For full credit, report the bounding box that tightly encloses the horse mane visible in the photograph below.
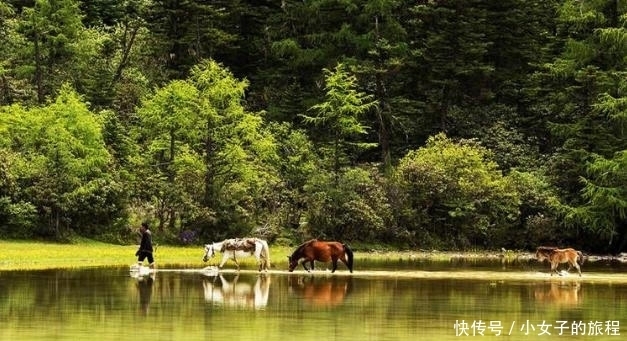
[290,239,317,258]
[536,246,558,253]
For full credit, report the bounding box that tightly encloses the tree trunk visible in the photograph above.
[0,75,12,105]
[34,30,44,104]
[167,129,176,230]
[373,15,391,168]
[111,22,139,86]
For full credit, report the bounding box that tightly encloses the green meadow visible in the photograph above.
[0,239,297,271]
[0,239,530,271]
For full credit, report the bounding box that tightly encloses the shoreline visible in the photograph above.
[2,239,627,271]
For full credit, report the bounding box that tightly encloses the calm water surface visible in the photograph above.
[1,260,627,341]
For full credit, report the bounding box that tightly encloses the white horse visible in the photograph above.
[203,238,271,271]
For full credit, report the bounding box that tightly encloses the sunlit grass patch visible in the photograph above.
[0,240,135,270]
[0,240,525,271]
[0,240,294,271]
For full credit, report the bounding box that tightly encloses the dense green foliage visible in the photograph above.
[1,0,627,253]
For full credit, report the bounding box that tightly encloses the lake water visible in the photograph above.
[1,259,627,341]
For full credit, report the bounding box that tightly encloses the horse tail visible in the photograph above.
[343,243,354,273]
[577,251,585,266]
[259,239,271,270]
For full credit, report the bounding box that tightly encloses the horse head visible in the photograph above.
[203,244,216,262]
[535,246,557,262]
[535,249,546,262]
[287,256,298,272]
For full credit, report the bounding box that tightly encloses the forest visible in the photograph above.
[0,0,626,254]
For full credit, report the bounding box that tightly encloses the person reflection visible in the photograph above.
[136,275,154,315]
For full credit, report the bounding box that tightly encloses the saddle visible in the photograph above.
[221,238,257,253]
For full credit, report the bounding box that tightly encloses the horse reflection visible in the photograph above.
[288,275,352,307]
[202,274,270,309]
[533,282,582,306]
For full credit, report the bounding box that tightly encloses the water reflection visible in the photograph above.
[135,275,154,315]
[202,273,270,309]
[288,275,352,307]
[2,262,627,341]
[533,281,582,307]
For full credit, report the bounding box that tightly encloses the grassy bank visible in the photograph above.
[0,239,535,271]
[0,239,297,271]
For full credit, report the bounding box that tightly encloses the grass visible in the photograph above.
[0,239,297,271]
[0,239,531,271]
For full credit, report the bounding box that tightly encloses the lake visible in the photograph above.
[1,258,626,341]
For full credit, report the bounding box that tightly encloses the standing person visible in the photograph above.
[136,222,155,269]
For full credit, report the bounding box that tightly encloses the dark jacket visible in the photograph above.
[139,229,153,253]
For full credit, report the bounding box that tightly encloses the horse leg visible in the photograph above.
[256,255,265,272]
[310,260,315,271]
[233,254,240,271]
[263,255,270,272]
[571,260,582,277]
[253,246,262,272]
[550,262,557,276]
[338,254,350,272]
[331,258,338,273]
[301,260,311,272]
[219,254,229,269]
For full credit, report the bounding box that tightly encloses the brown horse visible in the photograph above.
[288,239,354,273]
[535,246,584,277]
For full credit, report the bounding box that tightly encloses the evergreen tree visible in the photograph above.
[302,63,377,181]
[79,0,126,27]
[0,1,18,104]
[0,86,117,238]
[17,0,84,103]
[348,0,413,168]
[408,0,493,136]
[144,0,237,80]
[536,0,627,251]
[134,59,279,239]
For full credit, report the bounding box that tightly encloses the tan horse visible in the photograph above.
[535,246,584,277]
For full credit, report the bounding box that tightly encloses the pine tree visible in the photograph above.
[16,0,84,103]
[537,0,627,251]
